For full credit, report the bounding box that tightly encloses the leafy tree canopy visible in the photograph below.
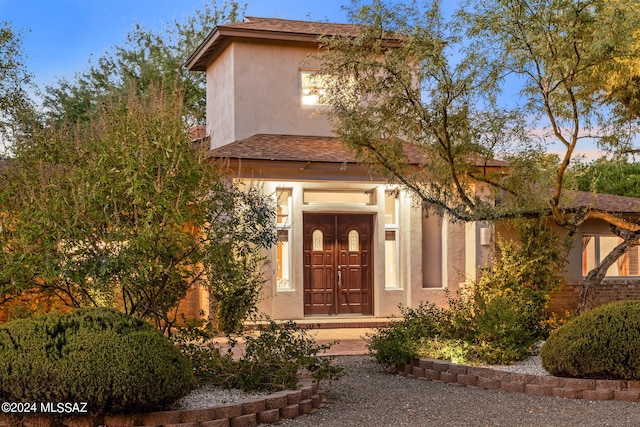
[320,0,640,222]
[0,21,35,156]
[0,83,276,333]
[318,0,640,311]
[572,157,640,198]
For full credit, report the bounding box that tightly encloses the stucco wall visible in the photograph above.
[207,45,236,148]
[207,40,334,148]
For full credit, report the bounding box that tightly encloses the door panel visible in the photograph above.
[303,214,373,315]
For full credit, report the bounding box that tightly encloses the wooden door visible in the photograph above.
[303,214,372,315]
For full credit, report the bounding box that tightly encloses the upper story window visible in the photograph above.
[300,70,327,106]
[582,234,640,277]
[300,70,355,107]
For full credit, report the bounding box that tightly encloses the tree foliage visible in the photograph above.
[318,0,640,312]
[572,157,640,198]
[0,83,276,334]
[0,21,34,156]
[42,1,244,126]
[592,0,640,123]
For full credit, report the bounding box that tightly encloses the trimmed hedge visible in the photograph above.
[0,308,196,414]
[541,301,640,380]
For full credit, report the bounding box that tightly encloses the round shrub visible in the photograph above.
[0,308,196,414]
[541,301,640,380]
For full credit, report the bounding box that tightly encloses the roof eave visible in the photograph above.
[185,27,325,71]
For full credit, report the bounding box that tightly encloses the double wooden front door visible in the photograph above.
[303,214,373,315]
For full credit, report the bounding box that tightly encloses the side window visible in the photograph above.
[276,189,292,290]
[385,190,400,289]
[582,234,640,277]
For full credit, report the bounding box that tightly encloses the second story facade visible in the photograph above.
[185,17,360,149]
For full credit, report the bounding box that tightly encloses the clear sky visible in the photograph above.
[1,0,348,90]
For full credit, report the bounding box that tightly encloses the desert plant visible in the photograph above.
[366,303,451,366]
[0,308,196,414]
[541,301,640,380]
[175,319,344,392]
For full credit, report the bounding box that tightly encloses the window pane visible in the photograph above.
[385,191,397,225]
[582,236,596,276]
[582,234,640,278]
[303,189,373,205]
[601,236,622,276]
[630,246,640,276]
[301,70,326,106]
[348,230,359,252]
[385,230,398,288]
[276,189,291,225]
[277,229,290,289]
[312,229,323,251]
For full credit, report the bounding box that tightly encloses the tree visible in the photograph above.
[0,83,276,334]
[593,0,640,125]
[317,0,640,313]
[572,157,640,198]
[0,21,35,157]
[43,0,244,126]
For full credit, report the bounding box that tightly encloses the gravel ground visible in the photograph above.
[272,355,640,427]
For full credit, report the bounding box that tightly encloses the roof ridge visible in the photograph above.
[242,16,351,25]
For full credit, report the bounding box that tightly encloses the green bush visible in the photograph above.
[541,301,640,380]
[367,219,567,366]
[175,319,344,392]
[366,303,449,366]
[0,308,196,414]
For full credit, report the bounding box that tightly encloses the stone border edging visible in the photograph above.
[0,379,324,427]
[397,358,640,402]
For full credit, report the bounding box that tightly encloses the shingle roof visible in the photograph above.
[209,134,360,163]
[219,16,361,38]
[208,133,509,167]
[185,17,364,71]
[210,134,640,214]
[565,191,640,214]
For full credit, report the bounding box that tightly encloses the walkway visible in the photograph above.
[210,326,373,358]
[310,327,372,356]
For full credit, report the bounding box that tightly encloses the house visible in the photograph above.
[185,16,640,322]
[546,191,640,312]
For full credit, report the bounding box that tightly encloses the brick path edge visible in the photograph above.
[396,358,640,402]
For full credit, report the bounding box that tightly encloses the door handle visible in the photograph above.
[337,265,342,291]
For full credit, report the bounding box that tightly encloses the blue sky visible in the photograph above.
[1,0,347,89]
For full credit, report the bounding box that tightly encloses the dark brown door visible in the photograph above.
[303,214,372,315]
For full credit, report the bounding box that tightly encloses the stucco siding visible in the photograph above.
[207,45,236,149]
[208,40,334,149]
